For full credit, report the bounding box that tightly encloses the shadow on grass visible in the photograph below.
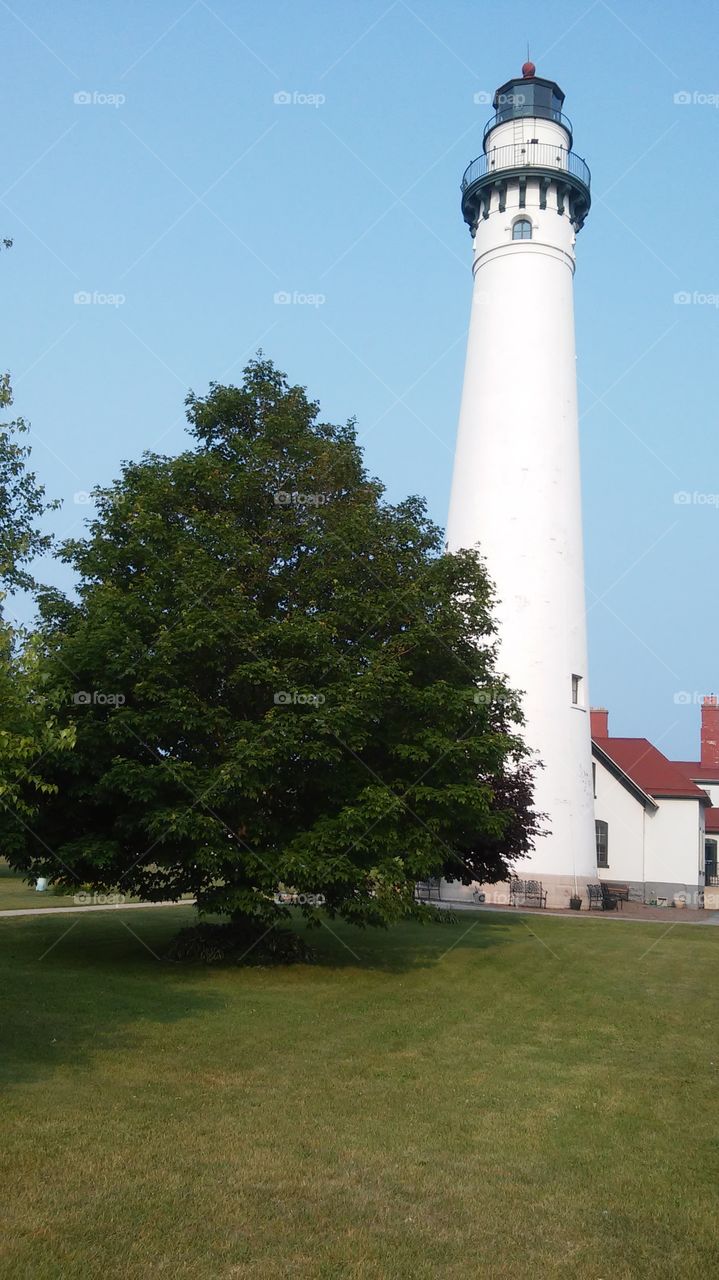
[0,906,220,1089]
[0,906,526,1087]
[279,906,526,972]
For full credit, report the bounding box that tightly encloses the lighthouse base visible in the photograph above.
[439,873,598,912]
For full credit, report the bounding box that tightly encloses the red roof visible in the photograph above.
[706,807,719,833]
[593,737,709,800]
[673,760,719,782]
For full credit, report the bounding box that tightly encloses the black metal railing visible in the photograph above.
[461,143,591,194]
[706,873,719,886]
[483,105,574,144]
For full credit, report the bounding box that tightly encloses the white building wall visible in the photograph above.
[644,800,704,890]
[593,762,647,884]
[593,755,705,901]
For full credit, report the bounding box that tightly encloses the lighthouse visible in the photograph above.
[446,63,595,906]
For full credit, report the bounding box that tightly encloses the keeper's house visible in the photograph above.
[439,698,719,908]
[590,706,710,907]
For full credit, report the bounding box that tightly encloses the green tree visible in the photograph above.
[0,375,72,847]
[4,358,539,941]
[0,373,57,595]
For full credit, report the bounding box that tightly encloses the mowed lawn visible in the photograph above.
[2,906,718,1279]
[0,860,83,911]
[0,861,193,912]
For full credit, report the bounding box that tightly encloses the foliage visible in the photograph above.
[3,358,540,926]
[0,377,72,849]
[0,374,58,598]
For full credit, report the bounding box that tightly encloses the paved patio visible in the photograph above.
[438,899,719,924]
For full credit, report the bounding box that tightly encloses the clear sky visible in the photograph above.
[2,0,718,759]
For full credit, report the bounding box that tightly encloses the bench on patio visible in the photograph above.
[508,877,547,909]
[603,881,630,906]
[587,882,624,911]
[415,878,442,902]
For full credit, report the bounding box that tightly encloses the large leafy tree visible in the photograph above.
[4,359,540,936]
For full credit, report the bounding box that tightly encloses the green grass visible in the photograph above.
[2,906,718,1279]
[0,860,192,912]
[0,859,80,910]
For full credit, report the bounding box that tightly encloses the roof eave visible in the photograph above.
[591,740,659,811]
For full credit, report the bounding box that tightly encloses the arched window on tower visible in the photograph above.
[512,218,532,240]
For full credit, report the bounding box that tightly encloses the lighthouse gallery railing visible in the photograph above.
[461,144,591,193]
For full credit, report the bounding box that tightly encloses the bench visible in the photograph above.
[604,882,630,906]
[415,878,442,902]
[508,877,547,909]
[587,882,624,911]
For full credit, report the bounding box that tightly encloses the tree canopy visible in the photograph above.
[0,376,72,844]
[2,358,539,937]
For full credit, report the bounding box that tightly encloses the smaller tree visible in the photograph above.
[0,374,58,597]
[0,377,72,849]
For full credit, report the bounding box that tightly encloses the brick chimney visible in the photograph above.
[590,707,609,739]
[701,696,719,769]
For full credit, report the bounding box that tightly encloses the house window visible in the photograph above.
[572,674,583,706]
[512,218,532,240]
[595,820,609,868]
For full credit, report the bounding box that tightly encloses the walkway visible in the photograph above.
[437,900,719,925]
[0,899,196,919]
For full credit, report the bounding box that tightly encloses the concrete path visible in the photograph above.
[436,900,719,926]
[0,899,196,919]
[3,897,719,925]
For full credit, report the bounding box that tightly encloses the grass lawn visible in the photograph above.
[2,906,718,1279]
[0,859,83,911]
[0,860,193,912]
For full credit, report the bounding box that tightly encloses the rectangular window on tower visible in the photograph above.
[572,674,583,706]
[596,820,609,868]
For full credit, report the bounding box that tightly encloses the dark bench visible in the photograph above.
[587,882,624,911]
[415,878,442,902]
[508,877,547,909]
[604,882,630,906]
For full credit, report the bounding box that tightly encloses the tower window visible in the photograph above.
[512,218,532,240]
[572,674,583,706]
[595,820,609,868]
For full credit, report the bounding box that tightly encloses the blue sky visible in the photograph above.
[1,0,718,759]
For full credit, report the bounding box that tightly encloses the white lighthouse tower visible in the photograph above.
[446,62,596,906]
